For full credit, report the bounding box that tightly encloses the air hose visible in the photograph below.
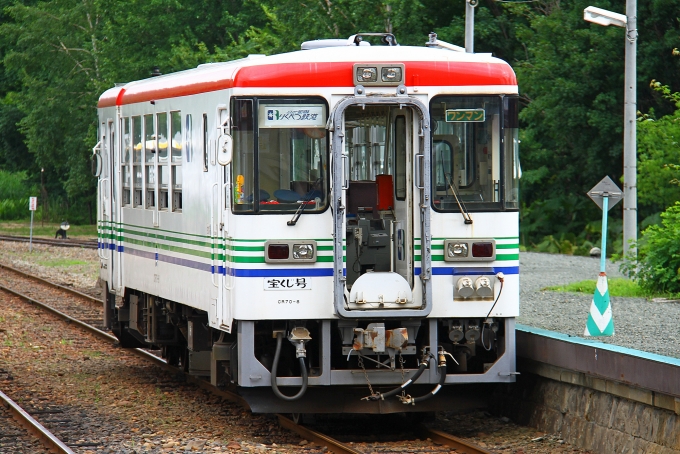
[271,332,309,401]
[364,357,430,401]
[399,349,448,405]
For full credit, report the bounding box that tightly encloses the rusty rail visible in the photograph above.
[0,263,100,304]
[277,414,363,454]
[0,389,75,454]
[417,424,493,454]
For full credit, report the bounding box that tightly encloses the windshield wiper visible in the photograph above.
[443,172,473,225]
[287,178,322,226]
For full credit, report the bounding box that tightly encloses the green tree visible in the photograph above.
[637,78,680,217]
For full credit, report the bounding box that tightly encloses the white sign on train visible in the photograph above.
[258,104,326,128]
[263,277,312,290]
[29,196,37,211]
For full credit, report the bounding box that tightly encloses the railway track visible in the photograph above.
[0,388,72,453]
[0,262,494,454]
[0,234,97,249]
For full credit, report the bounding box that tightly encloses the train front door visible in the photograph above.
[331,96,432,318]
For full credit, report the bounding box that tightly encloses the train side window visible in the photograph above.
[394,115,406,200]
[202,113,208,172]
[132,116,142,207]
[171,111,182,211]
[157,112,169,210]
[144,114,155,208]
[122,117,131,206]
[231,99,254,212]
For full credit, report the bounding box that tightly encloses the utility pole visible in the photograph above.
[465,0,478,53]
[623,0,637,259]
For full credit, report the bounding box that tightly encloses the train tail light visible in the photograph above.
[472,242,494,258]
[267,244,290,260]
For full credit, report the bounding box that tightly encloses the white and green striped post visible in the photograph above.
[585,195,615,336]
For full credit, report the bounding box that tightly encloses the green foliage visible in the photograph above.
[543,277,665,299]
[0,169,35,219]
[0,0,677,235]
[637,79,680,215]
[631,202,680,295]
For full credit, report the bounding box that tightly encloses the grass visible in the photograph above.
[36,258,89,267]
[0,221,97,239]
[543,277,678,299]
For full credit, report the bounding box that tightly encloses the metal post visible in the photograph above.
[29,210,34,253]
[600,196,609,273]
[465,0,477,53]
[623,0,637,258]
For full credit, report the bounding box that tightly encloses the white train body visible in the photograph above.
[96,34,520,413]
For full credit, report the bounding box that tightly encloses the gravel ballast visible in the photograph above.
[519,251,680,359]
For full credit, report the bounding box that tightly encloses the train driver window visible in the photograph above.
[231,98,328,214]
[430,96,502,212]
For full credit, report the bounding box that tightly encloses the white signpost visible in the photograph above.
[29,196,37,252]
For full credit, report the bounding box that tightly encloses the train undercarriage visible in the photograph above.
[104,285,515,413]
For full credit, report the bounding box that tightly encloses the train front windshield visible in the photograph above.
[231,98,329,213]
[430,96,519,211]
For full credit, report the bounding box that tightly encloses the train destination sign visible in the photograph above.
[259,104,326,128]
[445,108,485,123]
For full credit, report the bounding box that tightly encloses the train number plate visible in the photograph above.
[263,277,312,290]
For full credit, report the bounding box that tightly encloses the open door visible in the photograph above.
[331,95,432,319]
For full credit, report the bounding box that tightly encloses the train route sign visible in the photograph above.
[587,176,622,211]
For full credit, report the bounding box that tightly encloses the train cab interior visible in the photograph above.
[343,105,413,292]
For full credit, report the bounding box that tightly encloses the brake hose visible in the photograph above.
[363,357,430,401]
[399,363,447,405]
[270,332,309,401]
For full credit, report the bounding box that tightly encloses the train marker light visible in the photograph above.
[472,242,494,258]
[267,244,290,260]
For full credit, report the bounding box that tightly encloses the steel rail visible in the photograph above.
[1,273,488,454]
[277,414,363,454]
[0,263,100,304]
[0,389,75,454]
[0,234,97,249]
[417,424,493,454]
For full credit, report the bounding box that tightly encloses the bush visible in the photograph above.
[633,202,680,295]
[0,170,37,220]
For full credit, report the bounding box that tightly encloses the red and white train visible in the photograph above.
[95,32,520,413]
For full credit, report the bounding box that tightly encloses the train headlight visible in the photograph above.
[447,242,468,258]
[293,244,314,260]
[381,67,402,82]
[356,67,378,83]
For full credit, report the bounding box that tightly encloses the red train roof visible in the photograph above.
[98,47,517,108]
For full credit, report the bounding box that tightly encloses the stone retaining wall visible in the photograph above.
[493,373,680,453]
